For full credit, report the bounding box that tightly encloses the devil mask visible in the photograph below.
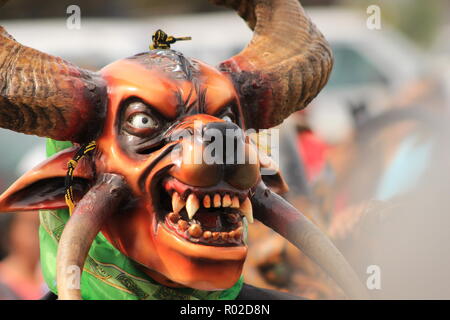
[0,0,368,299]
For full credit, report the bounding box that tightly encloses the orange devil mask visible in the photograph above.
[0,0,368,299]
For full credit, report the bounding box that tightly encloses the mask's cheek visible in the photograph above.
[94,142,145,195]
[101,200,161,268]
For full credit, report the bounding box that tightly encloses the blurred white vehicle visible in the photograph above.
[305,9,425,144]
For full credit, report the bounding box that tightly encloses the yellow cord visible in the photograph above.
[64,141,96,215]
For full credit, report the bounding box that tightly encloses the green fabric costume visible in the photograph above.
[39,139,243,300]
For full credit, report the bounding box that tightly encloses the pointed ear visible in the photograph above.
[0,147,94,213]
[262,172,289,195]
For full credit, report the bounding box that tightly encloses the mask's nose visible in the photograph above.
[203,121,244,164]
[169,120,260,189]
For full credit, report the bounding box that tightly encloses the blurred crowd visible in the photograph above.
[2,0,450,299]
[242,5,450,296]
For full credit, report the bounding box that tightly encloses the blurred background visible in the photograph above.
[1,0,450,299]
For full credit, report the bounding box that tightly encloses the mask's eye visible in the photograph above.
[128,113,158,130]
[123,100,161,136]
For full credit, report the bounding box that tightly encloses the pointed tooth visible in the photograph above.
[240,197,253,223]
[213,193,221,208]
[186,194,200,220]
[172,192,185,214]
[203,195,211,208]
[221,232,229,241]
[212,232,220,240]
[222,194,231,207]
[231,196,240,208]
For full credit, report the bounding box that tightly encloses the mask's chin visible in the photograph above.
[146,175,250,290]
[150,225,247,290]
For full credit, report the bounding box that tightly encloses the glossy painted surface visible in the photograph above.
[0,53,260,290]
[0,147,93,212]
[92,56,257,290]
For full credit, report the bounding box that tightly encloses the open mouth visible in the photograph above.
[156,177,253,247]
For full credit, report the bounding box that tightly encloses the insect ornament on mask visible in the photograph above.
[0,0,368,299]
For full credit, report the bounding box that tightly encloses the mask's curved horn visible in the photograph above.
[56,174,128,300]
[213,0,333,129]
[252,181,369,299]
[0,26,106,142]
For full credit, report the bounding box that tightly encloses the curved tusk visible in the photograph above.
[251,181,369,299]
[56,173,128,300]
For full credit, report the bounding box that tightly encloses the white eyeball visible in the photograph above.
[128,113,157,129]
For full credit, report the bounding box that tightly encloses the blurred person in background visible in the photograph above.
[325,105,450,299]
[0,144,46,300]
[0,212,44,299]
[292,80,450,298]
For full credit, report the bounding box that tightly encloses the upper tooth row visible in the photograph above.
[171,192,253,223]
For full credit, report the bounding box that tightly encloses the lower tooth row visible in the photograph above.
[197,227,243,241]
[168,212,243,241]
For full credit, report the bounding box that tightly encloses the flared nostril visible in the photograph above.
[169,120,259,189]
[224,143,260,190]
[202,121,246,165]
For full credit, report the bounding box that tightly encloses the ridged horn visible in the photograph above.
[0,26,106,142]
[213,0,333,129]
